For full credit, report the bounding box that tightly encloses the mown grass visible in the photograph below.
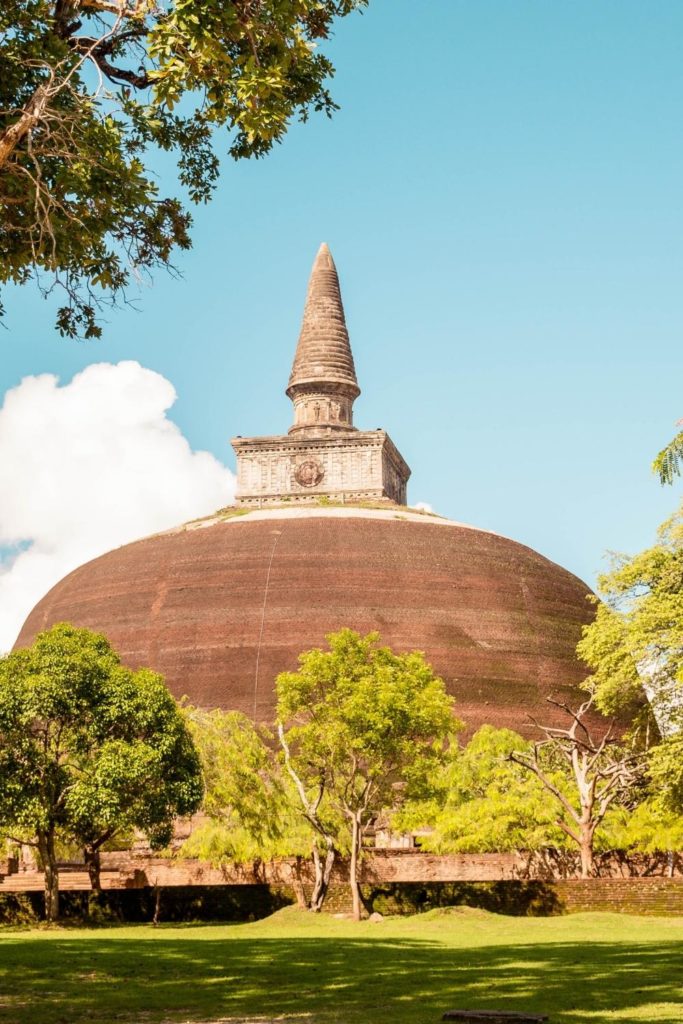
[1,906,682,1024]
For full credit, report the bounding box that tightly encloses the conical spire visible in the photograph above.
[287,243,360,396]
[286,244,360,435]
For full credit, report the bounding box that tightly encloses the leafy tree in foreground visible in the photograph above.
[607,798,683,873]
[509,697,644,878]
[0,623,203,920]
[648,734,683,818]
[0,0,367,337]
[67,667,203,891]
[395,725,568,855]
[181,707,313,906]
[577,503,682,734]
[576,504,683,869]
[183,708,289,862]
[276,629,456,920]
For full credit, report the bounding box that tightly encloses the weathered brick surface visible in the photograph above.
[282,878,683,917]
[15,509,601,736]
[553,878,683,915]
[4,848,683,919]
[7,877,682,918]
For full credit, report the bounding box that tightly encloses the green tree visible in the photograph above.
[0,0,367,337]
[0,622,203,920]
[183,708,310,860]
[607,797,683,873]
[184,708,287,862]
[576,504,683,869]
[182,708,314,906]
[276,629,456,920]
[67,667,203,891]
[648,734,683,817]
[577,503,683,733]
[395,725,568,855]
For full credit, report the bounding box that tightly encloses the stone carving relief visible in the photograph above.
[294,460,325,487]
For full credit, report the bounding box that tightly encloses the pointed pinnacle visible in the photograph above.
[287,243,360,397]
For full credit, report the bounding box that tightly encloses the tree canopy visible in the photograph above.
[576,504,683,859]
[0,1,367,337]
[182,707,311,867]
[395,725,567,855]
[607,797,683,862]
[577,503,683,733]
[0,622,203,920]
[396,720,651,878]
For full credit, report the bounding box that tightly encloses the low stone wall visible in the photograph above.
[331,882,563,917]
[313,879,682,917]
[98,848,682,884]
[553,878,683,915]
[3,850,682,920]
[4,848,680,892]
[0,886,294,925]
[4,879,683,924]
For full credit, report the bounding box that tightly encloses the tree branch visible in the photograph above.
[0,83,52,170]
[509,750,580,825]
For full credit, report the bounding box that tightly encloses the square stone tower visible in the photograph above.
[232,244,410,507]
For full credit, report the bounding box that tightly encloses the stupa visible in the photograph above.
[15,245,598,736]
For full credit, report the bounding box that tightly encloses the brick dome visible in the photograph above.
[14,507,597,737]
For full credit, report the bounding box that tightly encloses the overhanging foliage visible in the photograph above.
[0,0,367,336]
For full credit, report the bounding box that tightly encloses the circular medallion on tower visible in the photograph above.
[295,460,325,487]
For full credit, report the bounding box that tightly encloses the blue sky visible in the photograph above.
[1,0,682,590]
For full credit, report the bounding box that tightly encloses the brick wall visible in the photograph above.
[320,879,683,917]
[4,848,683,920]
[4,879,683,924]
[553,878,683,915]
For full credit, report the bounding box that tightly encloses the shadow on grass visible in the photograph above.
[0,928,681,1024]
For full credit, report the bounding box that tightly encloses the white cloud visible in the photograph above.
[412,501,434,514]
[0,361,235,652]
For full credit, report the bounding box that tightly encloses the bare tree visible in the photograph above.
[509,696,643,878]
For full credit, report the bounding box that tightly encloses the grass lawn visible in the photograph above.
[1,906,682,1024]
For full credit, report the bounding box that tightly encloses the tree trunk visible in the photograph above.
[44,859,60,923]
[0,85,50,169]
[38,831,60,923]
[349,813,363,922]
[152,885,162,926]
[309,840,335,912]
[310,846,323,908]
[291,856,307,909]
[576,771,596,879]
[579,822,595,879]
[84,847,101,891]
